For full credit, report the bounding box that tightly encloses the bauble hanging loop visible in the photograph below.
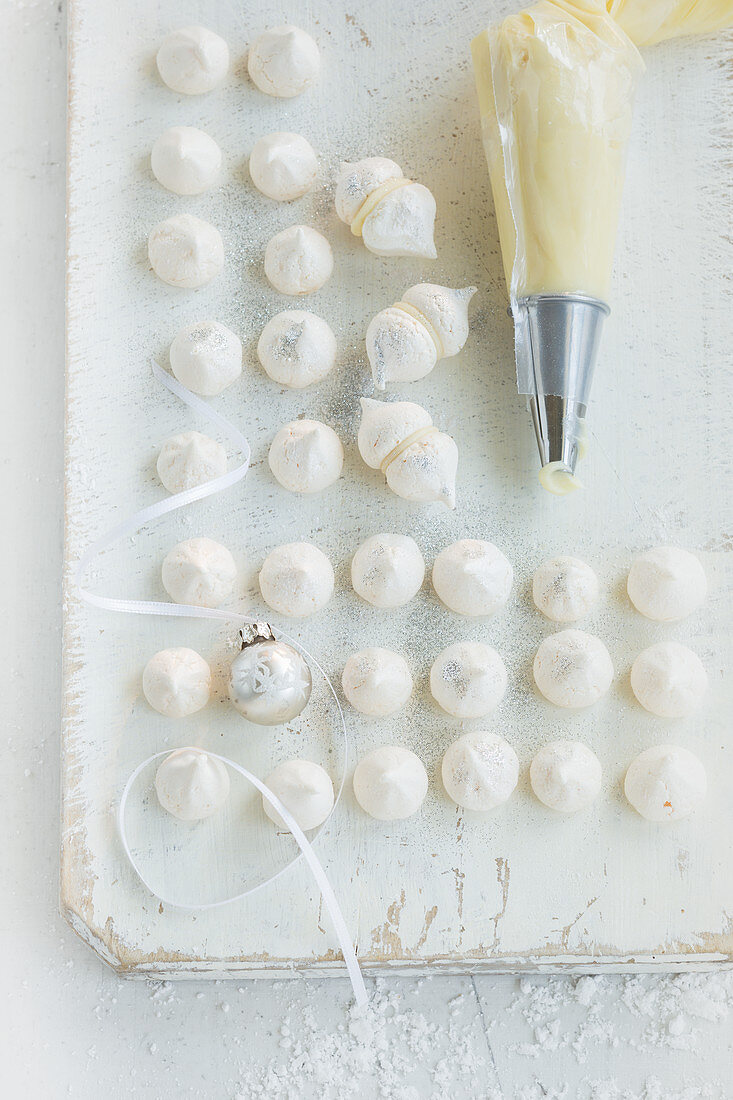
[228,623,312,725]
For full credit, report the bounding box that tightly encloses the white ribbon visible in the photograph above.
[75,361,367,1007]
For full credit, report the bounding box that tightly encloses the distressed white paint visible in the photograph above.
[63,0,733,976]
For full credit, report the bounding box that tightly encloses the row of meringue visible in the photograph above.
[154,740,707,826]
[142,632,707,723]
[156,25,320,99]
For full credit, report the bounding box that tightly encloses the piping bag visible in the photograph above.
[608,0,733,45]
[471,1,644,494]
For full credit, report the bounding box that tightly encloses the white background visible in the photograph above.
[3,2,733,1097]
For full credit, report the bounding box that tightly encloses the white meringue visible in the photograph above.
[532,555,599,623]
[257,310,336,388]
[264,225,333,295]
[341,648,413,717]
[366,284,477,389]
[432,540,513,617]
[156,26,229,95]
[262,759,334,831]
[151,126,222,195]
[627,546,707,622]
[161,537,237,608]
[351,533,425,609]
[335,157,437,259]
[248,26,320,99]
[442,730,519,812]
[533,629,614,709]
[156,430,227,493]
[430,641,507,719]
[624,745,707,822]
[142,647,211,717]
[148,214,224,288]
[357,398,458,508]
[353,746,428,821]
[155,748,230,822]
[268,419,343,493]
[630,642,708,718]
[169,320,242,396]
[529,740,602,813]
[259,542,334,618]
[249,132,318,201]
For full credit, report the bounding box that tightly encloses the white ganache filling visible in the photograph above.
[357,397,457,508]
[335,157,437,259]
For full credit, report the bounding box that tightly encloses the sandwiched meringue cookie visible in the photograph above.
[155,748,230,822]
[627,546,707,622]
[262,759,334,831]
[335,157,437,259]
[264,225,333,295]
[151,126,222,195]
[432,540,513,617]
[357,398,458,508]
[148,214,224,288]
[169,320,242,396]
[257,311,336,388]
[353,746,428,821]
[624,745,707,822]
[161,537,237,608]
[630,642,708,718]
[249,132,318,201]
[156,430,227,493]
[442,730,519,812]
[366,284,477,389]
[156,26,229,95]
[259,542,334,618]
[351,533,425,609]
[248,26,320,99]
[341,648,413,716]
[533,629,614,709]
[268,419,343,493]
[529,740,602,813]
[142,647,211,717]
[532,555,599,623]
[430,641,507,719]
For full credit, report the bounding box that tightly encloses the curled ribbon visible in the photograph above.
[75,361,367,1008]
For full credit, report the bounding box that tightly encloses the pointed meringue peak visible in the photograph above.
[334,156,403,225]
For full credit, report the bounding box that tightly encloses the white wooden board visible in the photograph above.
[63,0,733,977]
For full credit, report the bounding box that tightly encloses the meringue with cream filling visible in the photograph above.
[357,397,457,508]
[366,284,477,389]
[335,157,437,259]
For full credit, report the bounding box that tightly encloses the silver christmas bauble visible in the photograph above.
[228,623,312,726]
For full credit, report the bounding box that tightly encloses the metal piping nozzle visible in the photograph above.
[513,294,609,495]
